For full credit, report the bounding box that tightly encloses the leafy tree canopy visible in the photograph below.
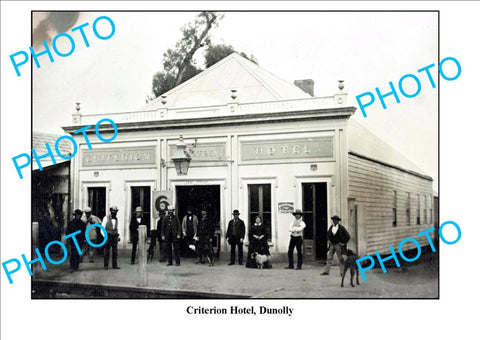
[147,12,257,102]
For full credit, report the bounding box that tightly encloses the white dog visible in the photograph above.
[251,252,271,269]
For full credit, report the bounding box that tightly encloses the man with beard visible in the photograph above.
[181,207,198,258]
[195,209,215,266]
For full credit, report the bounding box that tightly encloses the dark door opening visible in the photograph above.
[175,185,221,229]
[302,182,328,261]
[131,186,151,236]
[87,187,106,254]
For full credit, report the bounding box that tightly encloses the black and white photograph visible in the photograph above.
[28,10,439,299]
[1,1,478,339]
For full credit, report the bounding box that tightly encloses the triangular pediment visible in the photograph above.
[143,53,311,110]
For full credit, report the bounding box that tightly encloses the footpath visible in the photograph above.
[32,250,439,299]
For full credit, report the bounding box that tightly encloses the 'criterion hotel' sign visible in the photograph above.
[241,138,333,161]
[82,147,156,166]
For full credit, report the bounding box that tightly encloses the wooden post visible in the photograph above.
[32,222,40,275]
[137,225,148,287]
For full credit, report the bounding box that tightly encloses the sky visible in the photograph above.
[31,11,438,189]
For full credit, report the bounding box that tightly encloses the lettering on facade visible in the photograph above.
[169,144,226,161]
[82,147,156,166]
[241,138,333,161]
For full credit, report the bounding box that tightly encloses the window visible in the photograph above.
[406,192,411,226]
[430,195,433,224]
[248,184,272,241]
[393,190,397,227]
[416,194,420,225]
[423,195,427,226]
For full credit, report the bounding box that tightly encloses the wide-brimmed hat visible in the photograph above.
[73,209,83,215]
[232,209,240,215]
[292,209,303,216]
[331,215,342,221]
[84,207,92,213]
[135,206,143,213]
[110,205,119,211]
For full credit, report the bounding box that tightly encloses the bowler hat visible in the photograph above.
[292,209,303,216]
[135,206,143,213]
[73,209,83,215]
[110,205,119,211]
[84,207,92,213]
[331,215,342,221]
[232,209,240,215]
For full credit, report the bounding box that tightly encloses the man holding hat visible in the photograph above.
[286,209,306,270]
[226,210,246,265]
[321,215,350,276]
[81,207,102,263]
[66,209,86,272]
[161,207,182,266]
[129,206,147,265]
[102,205,121,269]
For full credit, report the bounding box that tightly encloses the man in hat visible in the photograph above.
[66,209,86,272]
[102,205,121,269]
[195,209,215,266]
[321,215,350,276]
[161,207,182,266]
[81,207,102,263]
[285,209,306,270]
[130,206,147,265]
[181,207,198,258]
[226,210,246,265]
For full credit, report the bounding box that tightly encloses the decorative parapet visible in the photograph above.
[72,94,350,125]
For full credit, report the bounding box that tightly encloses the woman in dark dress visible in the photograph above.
[246,216,271,268]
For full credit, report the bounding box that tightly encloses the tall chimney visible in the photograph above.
[294,79,314,97]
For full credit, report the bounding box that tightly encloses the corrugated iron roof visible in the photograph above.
[348,119,432,179]
[32,131,73,170]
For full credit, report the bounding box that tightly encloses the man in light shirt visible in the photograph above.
[102,205,121,270]
[322,215,350,276]
[285,209,306,270]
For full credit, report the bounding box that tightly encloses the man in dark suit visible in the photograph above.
[161,207,182,266]
[226,209,246,265]
[130,206,147,265]
[195,209,215,266]
[322,215,350,276]
[66,209,86,272]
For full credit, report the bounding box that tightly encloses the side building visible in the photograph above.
[61,53,434,260]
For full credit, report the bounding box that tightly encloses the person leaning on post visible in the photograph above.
[66,209,86,272]
[321,215,350,276]
[285,209,306,270]
[102,205,121,270]
[81,207,102,263]
[130,206,147,265]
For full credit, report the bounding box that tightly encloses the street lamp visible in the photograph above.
[171,135,192,175]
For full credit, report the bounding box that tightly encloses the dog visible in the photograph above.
[341,249,360,288]
[147,248,154,262]
[251,252,270,269]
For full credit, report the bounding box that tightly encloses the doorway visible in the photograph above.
[87,187,106,254]
[131,186,151,236]
[175,185,221,228]
[302,182,328,261]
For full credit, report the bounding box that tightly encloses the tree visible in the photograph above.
[149,12,223,99]
[147,12,258,101]
[205,44,257,68]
